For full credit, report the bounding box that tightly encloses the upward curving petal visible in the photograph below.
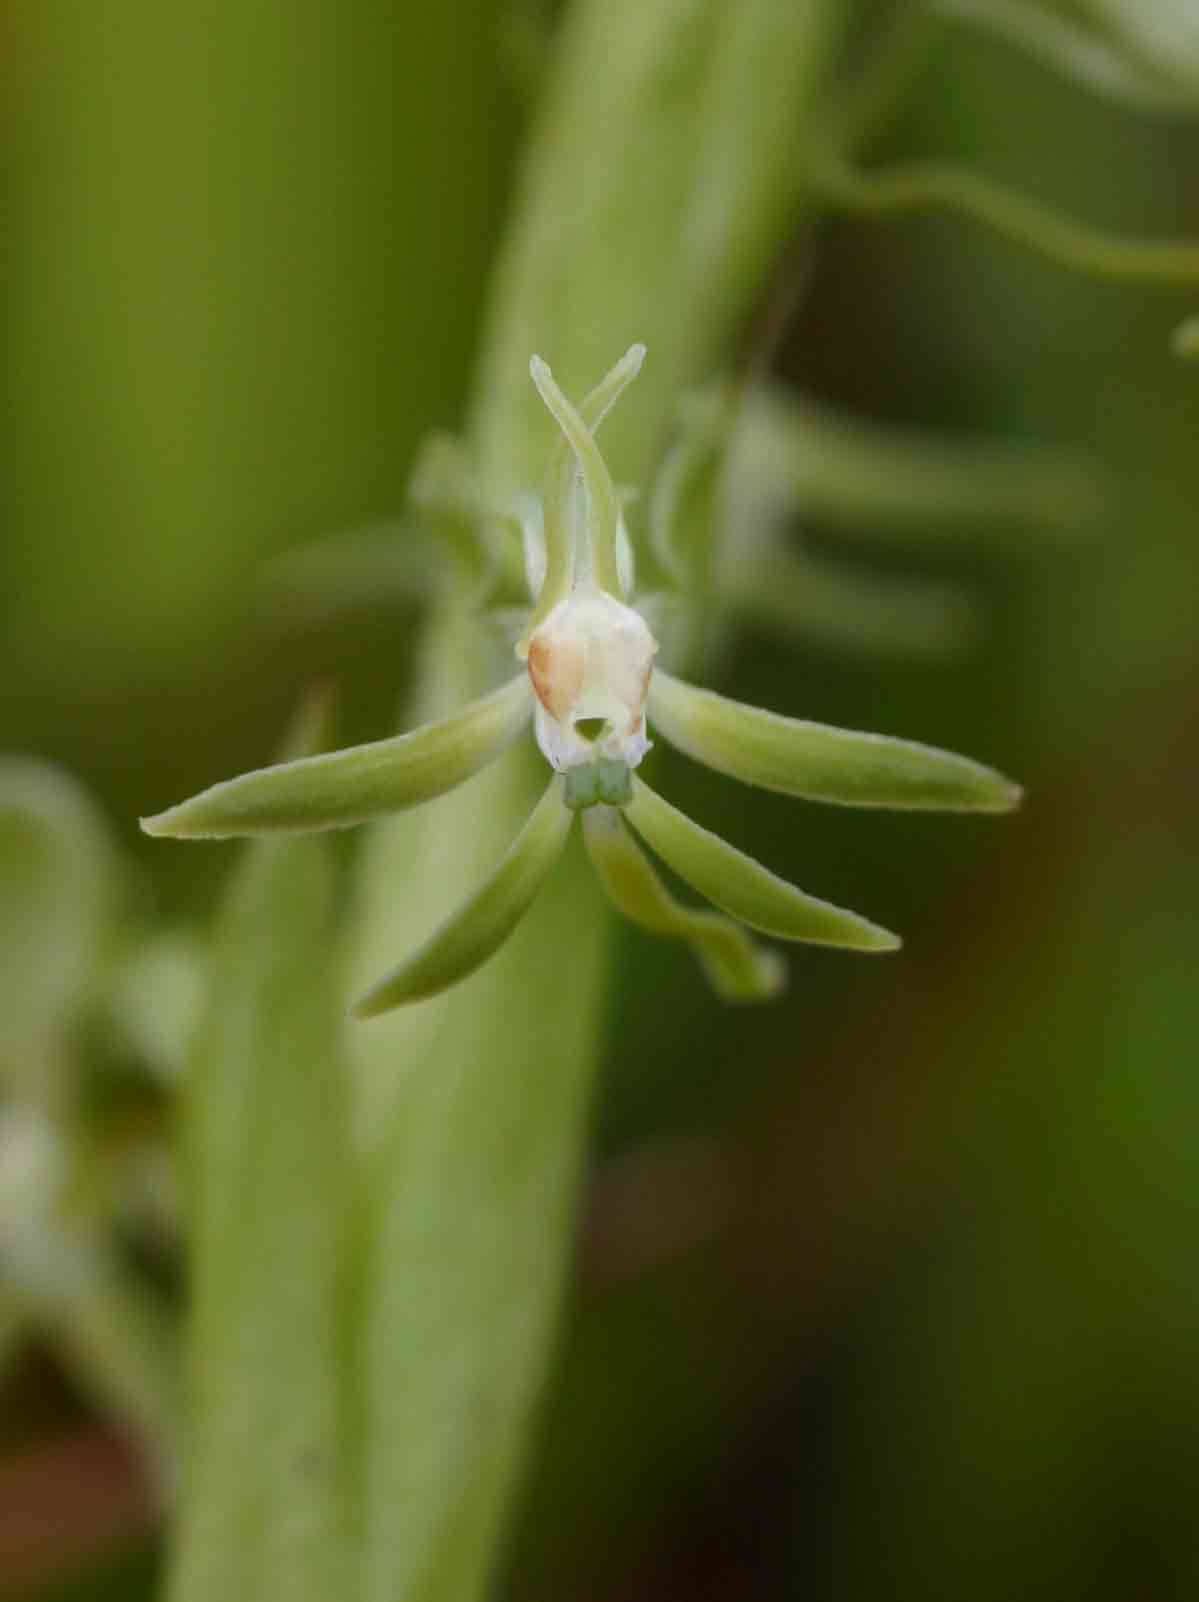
[528,352,639,603]
[624,779,899,952]
[520,344,646,650]
[649,671,1021,812]
[353,776,574,1015]
[141,675,532,839]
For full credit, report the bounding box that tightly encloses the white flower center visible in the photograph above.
[526,586,657,772]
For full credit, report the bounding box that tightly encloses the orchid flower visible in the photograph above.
[142,347,1020,1013]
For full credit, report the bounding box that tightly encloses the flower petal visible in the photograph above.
[649,671,1022,812]
[141,675,532,839]
[520,344,646,648]
[582,805,784,1001]
[624,779,899,952]
[353,776,574,1015]
[529,352,637,602]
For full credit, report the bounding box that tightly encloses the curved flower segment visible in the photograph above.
[142,347,1021,1012]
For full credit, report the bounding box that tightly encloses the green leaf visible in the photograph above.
[0,1106,181,1486]
[49,1246,182,1494]
[931,0,1198,114]
[1083,0,1199,99]
[649,670,1022,812]
[582,805,784,1000]
[807,146,1199,284]
[106,932,207,1085]
[348,735,611,1602]
[354,776,573,1015]
[358,2,855,1595]
[736,387,1102,544]
[624,778,900,951]
[648,388,730,600]
[725,543,977,658]
[265,520,440,621]
[0,759,122,1087]
[167,735,349,1601]
[141,673,531,838]
[1173,314,1199,358]
[470,0,850,498]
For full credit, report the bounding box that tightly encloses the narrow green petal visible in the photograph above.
[529,351,638,601]
[582,805,784,1001]
[520,345,647,648]
[624,779,899,952]
[354,776,574,1015]
[141,675,531,839]
[649,671,1021,812]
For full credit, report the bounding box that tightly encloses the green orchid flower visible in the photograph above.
[142,347,1020,1013]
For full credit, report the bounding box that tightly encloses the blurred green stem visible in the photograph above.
[349,3,853,1600]
[808,146,1199,282]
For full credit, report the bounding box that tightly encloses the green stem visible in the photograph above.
[808,147,1199,283]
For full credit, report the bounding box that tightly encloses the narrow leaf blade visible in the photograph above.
[354,776,573,1015]
[649,671,1022,812]
[725,545,977,658]
[582,805,784,1000]
[0,759,122,1085]
[932,0,1198,115]
[624,778,899,951]
[142,674,531,838]
[167,712,350,1602]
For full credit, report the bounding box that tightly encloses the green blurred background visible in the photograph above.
[3,2,1198,1598]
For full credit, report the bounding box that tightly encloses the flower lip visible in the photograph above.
[526,585,657,773]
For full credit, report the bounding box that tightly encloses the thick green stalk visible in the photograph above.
[168,824,350,1602]
[351,4,850,1600]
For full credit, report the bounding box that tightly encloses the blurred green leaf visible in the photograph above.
[736,387,1103,543]
[1,1105,181,1483]
[582,804,784,1000]
[725,543,978,658]
[105,932,207,1086]
[1172,314,1199,357]
[809,145,1199,282]
[625,777,900,950]
[649,670,1022,810]
[166,726,349,1602]
[141,675,531,839]
[0,760,122,1089]
[1082,0,1199,97]
[346,2,858,1592]
[471,0,852,494]
[931,0,1199,113]
[349,741,611,1602]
